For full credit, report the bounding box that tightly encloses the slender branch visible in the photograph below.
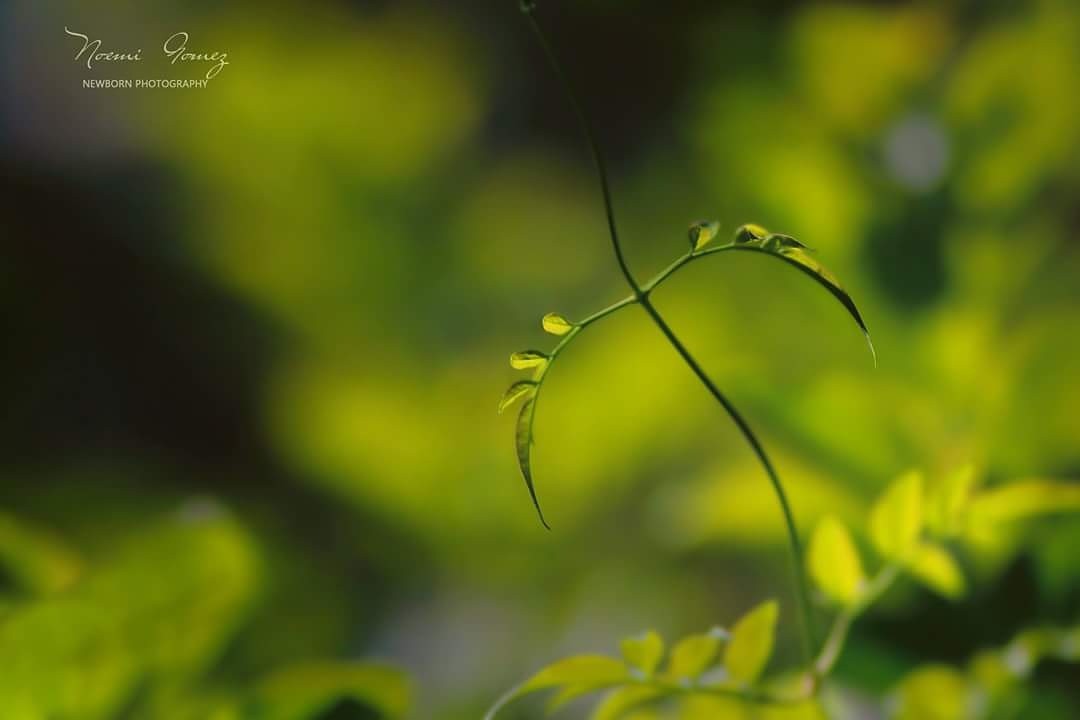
[579,294,638,327]
[521,8,641,294]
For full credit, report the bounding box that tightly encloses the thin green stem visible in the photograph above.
[813,564,901,679]
[579,294,638,327]
[521,8,641,294]
[637,295,817,663]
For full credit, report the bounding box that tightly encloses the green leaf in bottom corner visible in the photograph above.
[667,631,722,681]
[724,600,779,685]
[808,516,865,607]
[870,471,923,561]
[906,544,965,599]
[620,630,664,677]
[485,656,629,720]
[252,662,410,720]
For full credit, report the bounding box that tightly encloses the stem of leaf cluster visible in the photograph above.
[521,4,817,665]
[813,564,901,679]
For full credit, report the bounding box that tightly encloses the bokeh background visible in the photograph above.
[2,0,1079,717]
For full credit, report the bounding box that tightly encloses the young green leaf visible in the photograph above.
[498,381,537,414]
[509,350,549,370]
[515,396,549,529]
[484,655,628,720]
[733,223,768,244]
[891,665,972,720]
[870,471,924,561]
[541,312,574,336]
[926,465,978,538]
[667,631,722,682]
[966,480,1080,525]
[590,686,667,720]
[620,630,664,677]
[906,543,965,599]
[688,220,721,251]
[723,600,779,686]
[808,516,865,607]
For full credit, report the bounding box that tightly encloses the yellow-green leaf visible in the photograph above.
[870,471,924,561]
[620,630,664,677]
[498,381,536,414]
[485,656,628,720]
[723,600,779,685]
[541,312,574,336]
[688,220,721,251]
[808,516,865,606]
[590,686,667,720]
[891,665,971,720]
[733,223,768,244]
[515,395,548,529]
[667,631,722,681]
[509,350,548,370]
[926,465,978,538]
[967,480,1080,525]
[906,544,965,599]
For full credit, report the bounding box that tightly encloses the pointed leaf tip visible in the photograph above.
[621,631,664,677]
[808,516,865,606]
[541,312,574,336]
[667,631,721,681]
[870,470,924,561]
[509,350,549,370]
[724,599,779,685]
[688,220,721,251]
[514,396,549,529]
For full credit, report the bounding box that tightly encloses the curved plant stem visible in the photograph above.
[637,295,817,662]
[520,4,818,664]
[522,9,641,294]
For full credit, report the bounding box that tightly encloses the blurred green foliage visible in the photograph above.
[2,0,1079,717]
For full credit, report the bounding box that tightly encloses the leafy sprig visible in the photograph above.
[487,467,1080,718]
